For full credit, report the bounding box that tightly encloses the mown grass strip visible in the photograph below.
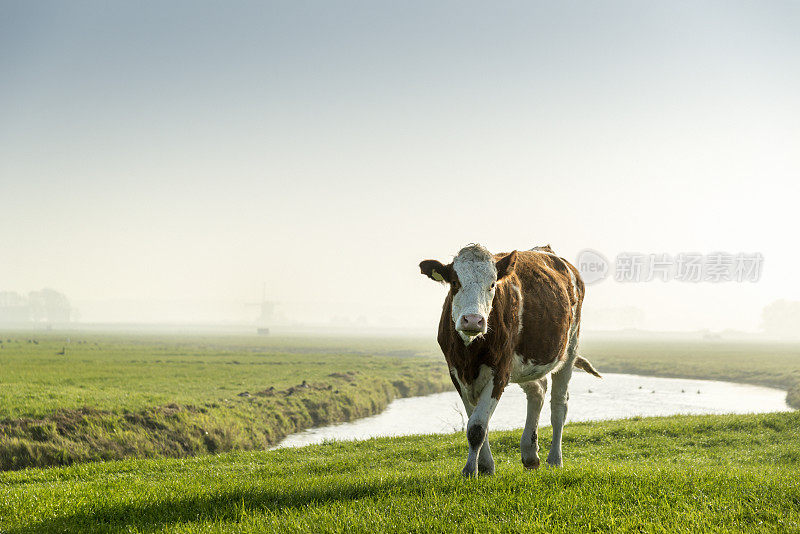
[1,411,798,533]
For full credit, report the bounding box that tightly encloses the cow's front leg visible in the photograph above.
[461,379,501,477]
[477,435,495,475]
[458,399,495,475]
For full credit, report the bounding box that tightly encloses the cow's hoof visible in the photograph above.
[522,456,540,470]
[478,462,495,476]
[545,456,563,468]
[461,462,478,478]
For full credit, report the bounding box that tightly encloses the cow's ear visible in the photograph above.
[496,250,518,280]
[419,260,454,283]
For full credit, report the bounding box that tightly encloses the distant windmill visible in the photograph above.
[246,283,275,335]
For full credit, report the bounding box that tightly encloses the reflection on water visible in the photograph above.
[275,373,791,449]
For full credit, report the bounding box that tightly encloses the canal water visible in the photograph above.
[275,373,791,449]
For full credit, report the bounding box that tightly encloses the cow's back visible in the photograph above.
[504,249,584,368]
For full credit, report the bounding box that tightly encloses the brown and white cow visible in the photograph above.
[420,244,601,476]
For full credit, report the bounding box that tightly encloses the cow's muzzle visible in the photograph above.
[458,314,486,335]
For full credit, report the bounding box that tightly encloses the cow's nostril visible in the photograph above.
[460,314,485,332]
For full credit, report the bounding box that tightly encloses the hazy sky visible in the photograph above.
[2,2,798,330]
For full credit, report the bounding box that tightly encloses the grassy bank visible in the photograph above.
[789,385,800,408]
[1,411,798,533]
[582,338,800,409]
[0,333,449,470]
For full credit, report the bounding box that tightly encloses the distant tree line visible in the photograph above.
[0,289,71,324]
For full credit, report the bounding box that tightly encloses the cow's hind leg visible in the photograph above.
[547,308,581,467]
[520,377,547,469]
[547,364,572,467]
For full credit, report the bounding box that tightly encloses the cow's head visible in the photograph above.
[420,244,518,345]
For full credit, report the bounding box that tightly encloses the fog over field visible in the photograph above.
[1,2,798,333]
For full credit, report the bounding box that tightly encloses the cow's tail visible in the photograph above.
[574,356,602,378]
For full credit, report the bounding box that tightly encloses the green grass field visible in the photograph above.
[0,333,444,418]
[1,411,798,533]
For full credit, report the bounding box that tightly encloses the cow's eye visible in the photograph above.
[490,283,496,290]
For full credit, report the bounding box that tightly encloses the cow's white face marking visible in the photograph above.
[452,245,497,345]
